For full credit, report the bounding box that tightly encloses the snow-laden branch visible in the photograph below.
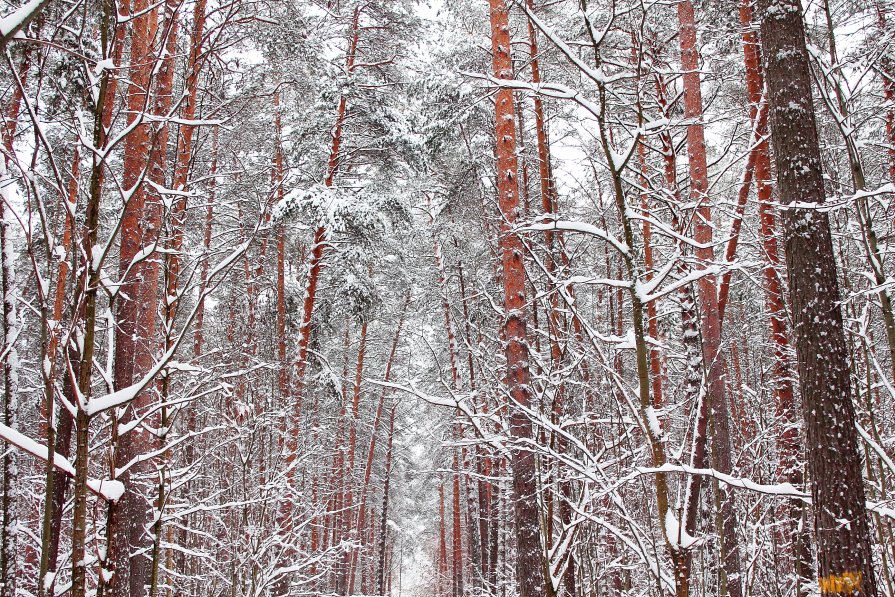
[0,0,51,46]
[518,217,630,255]
[632,465,895,520]
[367,379,512,458]
[479,75,602,116]
[635,260,757,305]
[138,114,225,127]
[772,183,895,213]
[85,239,252,415]
[565,484,677,592]
[514,0,624,87]
[0,422,123,500]
[635,463,809,499]
[475,75,641,172]
[625,209,726,250]
[856,423,895,479]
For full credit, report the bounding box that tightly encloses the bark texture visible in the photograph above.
[759,0,879,594]
[488,1,546,597]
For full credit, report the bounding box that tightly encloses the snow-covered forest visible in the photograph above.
[1,0,894,595]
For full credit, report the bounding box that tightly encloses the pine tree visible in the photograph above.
[759,0,879,594]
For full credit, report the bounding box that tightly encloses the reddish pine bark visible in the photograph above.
[146,4,183,591]
[107,1,165,593]
[880,4,895,189]
[42,148,78,425]
[675,3,742,595]
[439,481,449,597]
[451,447,464,597]
[650,39,704,430]
[192,126,217,359]
[348,294,409,590]
[716,107,763,322]
[277,21,362,589]
[38,149,78,594]
[150,0,180,341]
[171,0,207,194]
[291,6,360,417]
[488,1,546,597]
[527,9,578,592]
[275,94,289,402]
[478,400,497,590]
[635,124,665,413]
[162,0,208,355]
[1,39,33,150]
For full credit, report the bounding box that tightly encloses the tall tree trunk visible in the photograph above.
[147,2,181,593]
[432,218,465,597]
[650,49,704,527]
[0,144,18,597]
[451,447,464,597]
[289,4,360,432]
[525,6,577,594]
[70,0,116,591]
[376,403,398,596]
[343,320,368,593]
[38,146,79,597]
[758,0,880,594]
[275,16,361,594]
[737,0,812,591]
[107,1,163,593]
[349,294,409,591]
[275,93,289,404]
[192,126,217,360]
[878,3,895,189]
[488,2,546,597]
[439,481,449,597]
[47,0,128,569]
[676,3,743,595]
[175,19,212,585]
[0,47,24,597]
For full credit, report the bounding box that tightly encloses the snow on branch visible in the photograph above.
[0,422,124,501]
[519,217,630,256]
[272,184,408,235]
[367,379,511,458]
[636,463,809,498]
[85,236,254,415]
[633,463,895,521]
[772,183,895,213]
[0,0,51,46]
[514,0,624,87]
[634,260,757,305]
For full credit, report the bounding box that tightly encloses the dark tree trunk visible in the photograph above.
[376,403,397,596]
[759,0,879,595]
